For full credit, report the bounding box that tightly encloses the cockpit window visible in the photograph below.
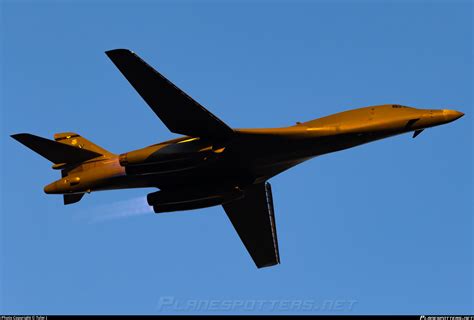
[392,104,411,108]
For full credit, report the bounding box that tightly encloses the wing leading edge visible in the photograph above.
[105,49,234,140]
[223,182,280,268]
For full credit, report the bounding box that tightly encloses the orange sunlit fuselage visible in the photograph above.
[43,104,463,195]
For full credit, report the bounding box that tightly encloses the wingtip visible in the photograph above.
[10,133,29,141]
[105,48,135,56]
[256,261,280,269]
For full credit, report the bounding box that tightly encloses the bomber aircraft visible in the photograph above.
[12,49,464,268]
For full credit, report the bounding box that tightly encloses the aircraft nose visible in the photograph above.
[442,109,464,122]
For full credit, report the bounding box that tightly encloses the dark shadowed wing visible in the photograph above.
[105,49,234,141]
[223,182,280,268]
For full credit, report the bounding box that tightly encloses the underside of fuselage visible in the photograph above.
[109,127,399,192]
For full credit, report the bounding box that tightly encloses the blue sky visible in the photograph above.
[1,0,472,315]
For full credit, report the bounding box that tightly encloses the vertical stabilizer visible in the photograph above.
[54,132,115,157]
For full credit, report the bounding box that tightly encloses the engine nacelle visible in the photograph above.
[147,187,244,213]
[119,137,221,175]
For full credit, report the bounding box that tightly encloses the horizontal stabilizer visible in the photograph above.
[11,133,102,164]
[64,193,84,205]
[105,49,234,140]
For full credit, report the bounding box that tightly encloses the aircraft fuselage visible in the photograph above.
[43,104,463,195]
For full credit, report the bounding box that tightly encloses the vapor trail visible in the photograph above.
[75,195,154,224]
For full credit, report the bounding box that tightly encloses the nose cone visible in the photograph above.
[442,109,464,123]
[44,181,58,194]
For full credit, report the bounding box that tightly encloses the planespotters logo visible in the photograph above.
[420,317,474,320]
[156,296,358,312]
